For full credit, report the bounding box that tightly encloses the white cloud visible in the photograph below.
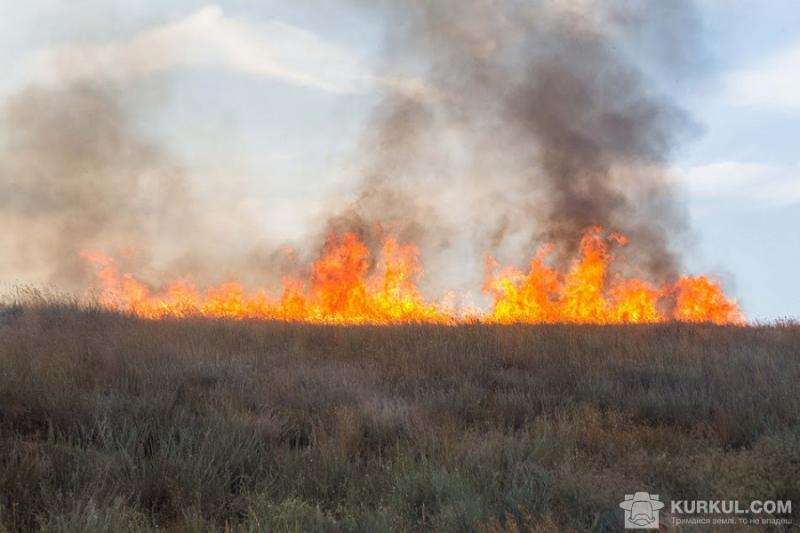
[680,161,800,206]
[724,41,800,111]
[29,5,370,93]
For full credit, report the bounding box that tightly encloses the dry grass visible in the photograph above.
[0,295,798,531]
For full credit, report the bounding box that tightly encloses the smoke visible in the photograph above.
[0,78,287,289]
[0,81,185,286]
[336,0,703,278]
[0,1,705,297]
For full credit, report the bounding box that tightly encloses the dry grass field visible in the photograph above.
[1,296,798,531]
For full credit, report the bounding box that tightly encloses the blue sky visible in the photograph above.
[2,1,798,320]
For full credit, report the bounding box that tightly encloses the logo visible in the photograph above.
[620,492,664,529]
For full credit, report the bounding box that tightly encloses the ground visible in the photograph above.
[0,300,798,532]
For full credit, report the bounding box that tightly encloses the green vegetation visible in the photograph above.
[1,297,798,531]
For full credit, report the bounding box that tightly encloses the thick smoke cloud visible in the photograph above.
[338,0,702,278]
[0,1,704,296]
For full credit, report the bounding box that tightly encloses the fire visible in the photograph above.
[484,226,744,324]
[81,233,449,324]
[82,227,745,325]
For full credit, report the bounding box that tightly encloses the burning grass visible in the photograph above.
[82,226,744,325]
[0,295,797,532]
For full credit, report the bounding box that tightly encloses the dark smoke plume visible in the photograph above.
[338,0,702,278]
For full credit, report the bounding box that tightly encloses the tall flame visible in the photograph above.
[82,227,745,325]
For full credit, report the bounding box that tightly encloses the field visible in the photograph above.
[0,298,798,532]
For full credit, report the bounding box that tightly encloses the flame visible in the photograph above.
[672,276,745,324]
[484,226,744,325]
[82,227,745,325]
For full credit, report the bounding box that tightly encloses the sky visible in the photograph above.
[1,0,798,320]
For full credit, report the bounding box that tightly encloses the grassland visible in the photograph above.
[0,297,798,531]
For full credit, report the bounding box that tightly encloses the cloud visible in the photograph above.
[724,41,800,111]
[29,5,370,93]
[680,161,800,206]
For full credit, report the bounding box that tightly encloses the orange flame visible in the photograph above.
[82,227,745,325]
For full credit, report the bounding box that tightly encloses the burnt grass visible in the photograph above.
[0,301,798,532]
